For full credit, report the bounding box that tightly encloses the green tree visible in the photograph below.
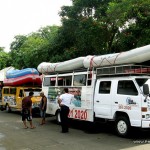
[10,26,59,69]
[0,50,12,70]
[107,0,150,52]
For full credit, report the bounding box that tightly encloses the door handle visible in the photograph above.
[115,102,118,104]
[96,100,100,102]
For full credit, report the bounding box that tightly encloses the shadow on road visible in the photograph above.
[49,117,150,139]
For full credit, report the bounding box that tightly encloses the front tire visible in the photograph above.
[115,116,130,137]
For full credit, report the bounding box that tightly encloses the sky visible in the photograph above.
[0,0,72,52]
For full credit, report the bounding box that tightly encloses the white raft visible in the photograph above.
[37,45,150,73]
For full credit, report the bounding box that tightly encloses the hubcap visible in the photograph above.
[117,120,127,134]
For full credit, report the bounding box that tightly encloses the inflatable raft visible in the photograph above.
[37,45,150,74]
[3,68,42,86]
[6,68,39,79]
[3,74,42,86]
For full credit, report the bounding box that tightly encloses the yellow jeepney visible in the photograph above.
[0,86,41,113]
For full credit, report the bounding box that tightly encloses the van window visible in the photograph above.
[4,88,9,94]
[99,81,111,94]
[10,88,16,94]
[117,80,138,95]
[74,74,86,86]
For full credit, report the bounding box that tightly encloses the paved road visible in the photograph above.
[0,111,150,150]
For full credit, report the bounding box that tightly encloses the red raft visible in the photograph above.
[3,74,42,86]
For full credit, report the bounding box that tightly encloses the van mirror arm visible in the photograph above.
[144,95,149,102]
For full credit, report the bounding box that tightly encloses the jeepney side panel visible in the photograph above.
[2,87,16,107]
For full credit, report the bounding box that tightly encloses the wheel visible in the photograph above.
[115,116,130,137]
[0,105,4,111]
[5,104,11,113]
[56,110,61,124]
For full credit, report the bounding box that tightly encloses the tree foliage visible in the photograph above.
[0,0,149,70]
[0,50,11,70]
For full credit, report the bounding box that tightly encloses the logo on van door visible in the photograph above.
[126,97,137,105]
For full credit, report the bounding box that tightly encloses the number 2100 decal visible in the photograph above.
[68,109,88,120]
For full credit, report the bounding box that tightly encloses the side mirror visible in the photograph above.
[143,84,149,95]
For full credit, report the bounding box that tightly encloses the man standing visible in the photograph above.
[22,91,35,129]
[58,88,74,133]
[39,91,47,125]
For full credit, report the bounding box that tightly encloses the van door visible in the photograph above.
[94,80,112,119]
[113,80,141,126]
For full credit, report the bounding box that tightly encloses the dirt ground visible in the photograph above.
[0,111,150,150]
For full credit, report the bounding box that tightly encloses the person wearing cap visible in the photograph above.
[39,91,47,125]
[21,91,35,129]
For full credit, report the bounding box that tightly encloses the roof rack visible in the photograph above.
[96,64,150,77]
[43,67,90,75]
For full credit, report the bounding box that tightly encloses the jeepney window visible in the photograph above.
[73,74,86,86]
[10,88,16,94]
[58,76,72,86]
[4,88,9,94]
[99,81,111,94]
[19,90,24,97]
[24,89,41,96]
[117,80,138,95]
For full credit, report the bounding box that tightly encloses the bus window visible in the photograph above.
[43,77,50,86]
[65,76,72,86]
[57,76,72,86]
[58,78,64,86]
[43,77,56,86]
[73,74,87,86]
[50,77,56,86]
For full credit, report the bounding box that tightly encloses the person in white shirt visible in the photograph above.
[58,88,74,133]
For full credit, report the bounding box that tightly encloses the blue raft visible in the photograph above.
[6,68,39,79]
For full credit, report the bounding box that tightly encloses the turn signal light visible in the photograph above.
[141,107,147,112]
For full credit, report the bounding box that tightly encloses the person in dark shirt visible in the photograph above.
[22,91,35,129]
[39,91,47,125]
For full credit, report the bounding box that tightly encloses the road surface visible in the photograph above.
[0,111,150,150]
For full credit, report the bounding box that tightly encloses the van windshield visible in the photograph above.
[24,89,41,96]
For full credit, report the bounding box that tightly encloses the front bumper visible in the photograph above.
[142,120,150,128]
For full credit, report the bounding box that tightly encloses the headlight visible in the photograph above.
[145,114,150,119]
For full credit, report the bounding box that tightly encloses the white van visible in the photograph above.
[42,64,150,137]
